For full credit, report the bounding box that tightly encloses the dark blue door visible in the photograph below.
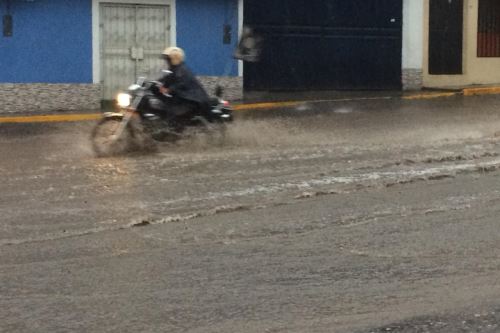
[428,0,463,74]
[244,0,403,91]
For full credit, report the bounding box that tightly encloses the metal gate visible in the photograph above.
[100,3,171,100]
[244,0,403,91]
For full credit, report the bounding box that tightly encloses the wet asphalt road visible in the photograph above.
[2,95,500,332]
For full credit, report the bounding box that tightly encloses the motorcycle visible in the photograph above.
[91,71,233,157]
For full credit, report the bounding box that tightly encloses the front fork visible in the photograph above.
[111,95,144,140]
[111,110,134,141]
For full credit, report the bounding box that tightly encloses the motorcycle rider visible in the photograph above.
[157,47,211,121]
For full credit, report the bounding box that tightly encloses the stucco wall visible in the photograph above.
[0,0,93,84]
[176,0,239,77]
[402,0,424,90]
[0,0,239,84]
[423,0,500,88]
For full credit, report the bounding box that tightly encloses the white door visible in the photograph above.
[100,3,171,100]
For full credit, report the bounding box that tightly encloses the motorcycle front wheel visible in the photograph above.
[91,118,132,157]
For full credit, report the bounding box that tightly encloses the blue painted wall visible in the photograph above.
[0,0,238,83]
[176,0,239,76]
[0,0,93,83]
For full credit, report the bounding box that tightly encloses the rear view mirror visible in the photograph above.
[136,77,146,86]
[128,84,141,91]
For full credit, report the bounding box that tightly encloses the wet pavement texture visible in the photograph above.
[2,95,500,332]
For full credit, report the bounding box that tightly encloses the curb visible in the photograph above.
[463,86,500,97]
[402,92,459,100]
[1,86,499,124]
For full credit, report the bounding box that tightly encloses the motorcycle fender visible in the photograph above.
[220,108,234,122]
[102,112,125,119]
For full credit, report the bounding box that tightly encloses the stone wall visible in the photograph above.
[198,76,243,101]
[0,77,243,114]
[402,69,423,91]
[0,84,101,114]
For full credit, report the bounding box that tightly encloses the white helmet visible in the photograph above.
[162,47,185,66]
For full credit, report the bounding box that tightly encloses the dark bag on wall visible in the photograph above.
[233,26,263,62]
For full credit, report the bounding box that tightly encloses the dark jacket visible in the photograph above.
[159,64,209,105]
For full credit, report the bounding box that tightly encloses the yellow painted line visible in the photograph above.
[0,102,301,124]
[463,86,500,96]
[402,92,458,100]
[234,97,393,111]
[233,101,301,111]
[0,113,101,124]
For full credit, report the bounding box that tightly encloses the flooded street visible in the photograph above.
[2,95,500,332]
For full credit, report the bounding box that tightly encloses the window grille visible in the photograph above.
[478,0,500,57]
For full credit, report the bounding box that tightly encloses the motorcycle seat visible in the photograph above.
[209,98,220,106]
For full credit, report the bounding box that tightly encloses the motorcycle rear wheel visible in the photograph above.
[91,118,132,157]
[184,118,226,147]
[205,121,227,146]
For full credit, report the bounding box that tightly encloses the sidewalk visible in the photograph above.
[229,85,500,112]
[242,84,500,104]
[1,85,500,123]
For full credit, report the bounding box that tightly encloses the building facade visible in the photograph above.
[1,0,500,113]
[0,0,242,113]
[240,0,500,92]
[423,0,500,89]
[243,0,408,91]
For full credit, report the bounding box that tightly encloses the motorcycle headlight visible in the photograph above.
[116,93,132,108]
